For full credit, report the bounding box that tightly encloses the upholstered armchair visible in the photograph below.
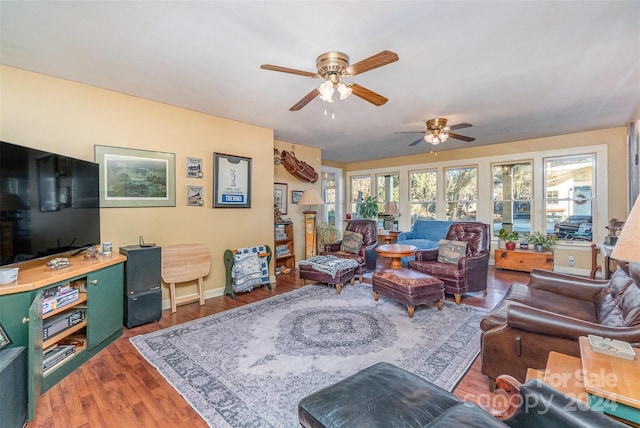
[408,221,490,304]
[322,219,378,282]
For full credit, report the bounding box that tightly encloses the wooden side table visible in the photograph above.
[579,336,640,425]
[378,231,400,245]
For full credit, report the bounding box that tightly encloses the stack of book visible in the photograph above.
[275,244,290,257]
[275,224,288,241]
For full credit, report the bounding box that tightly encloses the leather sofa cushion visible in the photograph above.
[480,283,598,331]
[596,267,634,324]
[619,283,640,327]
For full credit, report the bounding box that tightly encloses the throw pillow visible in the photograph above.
[437,239,468,264]
[340,231,364,254]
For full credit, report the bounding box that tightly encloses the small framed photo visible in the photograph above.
[274,182,288,215]
[292,190,304,204]
[186,157,203,178]
[0,323,11,351]
[187,186,204,206]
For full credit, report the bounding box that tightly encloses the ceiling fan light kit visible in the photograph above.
[261,50,398,111]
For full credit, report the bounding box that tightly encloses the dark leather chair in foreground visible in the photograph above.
[481,262,640,385]
[321,219,377,282]
[298,362,625,427]
[408,221,490,304]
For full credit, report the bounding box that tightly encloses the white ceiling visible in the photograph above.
[1,1,639,163]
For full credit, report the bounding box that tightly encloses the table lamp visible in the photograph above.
[382,201,401,231]
[298,189,324,259]
[611,196,640,263]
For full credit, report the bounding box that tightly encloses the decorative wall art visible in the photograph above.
[274,182,288,214]
[292,190,304,204]
[94,145,176,207]
[213,153,252,208]
[187,186,204,206]
[186,157,203,178]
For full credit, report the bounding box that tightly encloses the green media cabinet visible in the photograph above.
[0,253,126,421]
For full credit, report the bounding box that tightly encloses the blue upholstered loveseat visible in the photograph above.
[397,220,453,250]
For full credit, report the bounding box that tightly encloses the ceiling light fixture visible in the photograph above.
[423,118,451,145]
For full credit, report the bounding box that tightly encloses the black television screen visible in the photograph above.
[0,141,100,266]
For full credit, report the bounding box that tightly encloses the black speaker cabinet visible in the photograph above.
[119,245,161,293]
[124,287,162,329]
[0,346,27,428]
[120,245,162,328]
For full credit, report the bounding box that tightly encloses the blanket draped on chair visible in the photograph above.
[297,255,359,278]
[232,245,270,292]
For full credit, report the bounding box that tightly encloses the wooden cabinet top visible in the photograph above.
[0,253,126,296]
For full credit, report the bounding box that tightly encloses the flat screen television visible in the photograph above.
[0,141,100,266]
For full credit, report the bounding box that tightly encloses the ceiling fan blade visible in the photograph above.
[396,131,426,134]
[260,64,317,78]
[346,51,399,76]
[289,88,320,111]
[449,133,475,142]
[408,137,425,146]
[449,122,472,131]
[350,83,388,106]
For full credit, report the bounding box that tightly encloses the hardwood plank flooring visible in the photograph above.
[28,267,529,427]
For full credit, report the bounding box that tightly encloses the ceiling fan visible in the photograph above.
[261,50,399,111]
[400,118,475,146]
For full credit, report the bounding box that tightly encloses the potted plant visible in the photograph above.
[605,217,625,245]
[358,195,380,220]
[527,231,558,252]
[498,229,519,250]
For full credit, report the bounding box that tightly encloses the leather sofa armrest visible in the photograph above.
[324,241,342,252]
[414,248,438,261]
[506,305,640,344]
[458,252,489,268]
[527,269,609,302]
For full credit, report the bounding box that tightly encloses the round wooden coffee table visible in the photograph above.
[375,244,417,269]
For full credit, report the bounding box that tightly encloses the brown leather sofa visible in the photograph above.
[322,219,378,282]
[481,262,640,385]
[408,221,490,304]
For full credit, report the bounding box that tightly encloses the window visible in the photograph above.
[376,173,399,209]
[410,170,437,224]
[321,171,337,226]
[445,166,477,220]
[545,154,594,241]
[492,161,532,236]
[350,175,372,216]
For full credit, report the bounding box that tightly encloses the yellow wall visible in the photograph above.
[0,65,275,303]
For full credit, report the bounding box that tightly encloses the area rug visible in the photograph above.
[131,283,486,427]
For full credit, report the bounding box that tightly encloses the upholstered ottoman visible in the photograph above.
[299,362,504,428]
[372,268,445,317]
[298,256,359,294]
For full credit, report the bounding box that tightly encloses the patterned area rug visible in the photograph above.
[131,283,485,427]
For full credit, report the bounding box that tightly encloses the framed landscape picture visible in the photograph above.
[95,145,176,207]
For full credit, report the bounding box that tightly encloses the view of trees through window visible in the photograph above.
[321,172,336,225]
[350,175,371,216]
[445,166,477,220]
[376,173,400,211]
[492,161,532,236]
[410,170,437,224]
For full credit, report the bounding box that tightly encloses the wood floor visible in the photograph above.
[28,267,530,427]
